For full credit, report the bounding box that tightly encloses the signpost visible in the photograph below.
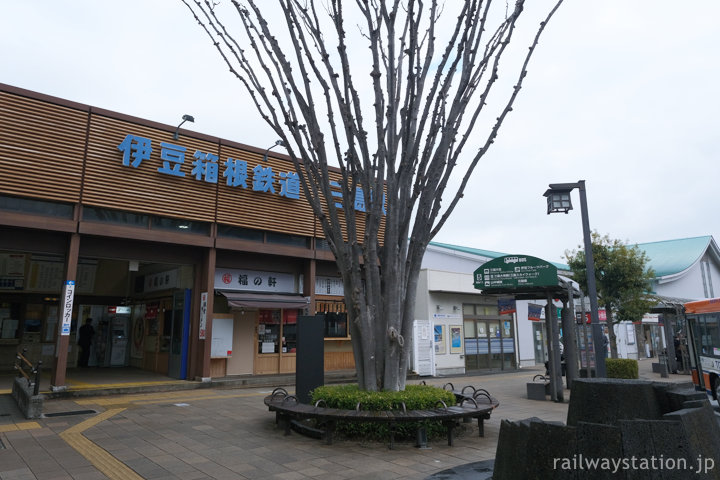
[474,255,564,402]
[474,255,558,290]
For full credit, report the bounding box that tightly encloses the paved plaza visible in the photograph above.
[0,360,694,480]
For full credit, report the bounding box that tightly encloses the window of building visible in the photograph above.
[282,310,297,352]
[316,299,348,338]
[0,302,22,339]
[257,309,301,354]
[316,238,332,251]
[266,232,309,248]
[83,206,149,227]
[258,309,281,353]
[0,194,73,218]
[217,224,264,242]
[151,216,211,235]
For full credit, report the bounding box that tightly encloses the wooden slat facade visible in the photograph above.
[83,114,219,221]
[0,91,87,203]
[0,84,381,243]
[216,144,316,236]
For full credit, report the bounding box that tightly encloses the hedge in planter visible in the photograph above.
[606,358,639,379]
[310,384,457,440]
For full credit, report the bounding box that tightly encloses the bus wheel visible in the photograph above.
[715,376,720,401]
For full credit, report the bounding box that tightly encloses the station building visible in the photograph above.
[0,83,354,389]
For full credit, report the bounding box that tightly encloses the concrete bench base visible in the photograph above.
[651,362,668,377]
[526,382,549,401]
[11,377,43,419]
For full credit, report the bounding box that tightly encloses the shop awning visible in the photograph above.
[219,291,309,309]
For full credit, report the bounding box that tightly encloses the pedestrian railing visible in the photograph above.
[14,348,42,396]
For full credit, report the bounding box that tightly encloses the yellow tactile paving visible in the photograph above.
[65,380,184,391]
[60,408,143,480]
[0,421,41,433]
[75,389,267,406]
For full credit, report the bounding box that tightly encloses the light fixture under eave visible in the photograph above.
[262,139,285,162]
[173,114,195,140]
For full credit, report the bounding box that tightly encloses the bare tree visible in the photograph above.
[182,0,564,391]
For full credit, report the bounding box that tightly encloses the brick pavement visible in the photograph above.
[0,359,694,480]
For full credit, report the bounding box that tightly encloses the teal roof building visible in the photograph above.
[635,236,720,300]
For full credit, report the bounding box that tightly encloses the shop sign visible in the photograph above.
[215,268,297,293]
[108,306,131,315]
[577,309,608,324]
[315,276,344,296]
[473,255,558,290]
[59,280,75,336]
[144,269,178,293]
[117,134,384,213]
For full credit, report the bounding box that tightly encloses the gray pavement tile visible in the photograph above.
[0,467,37,480]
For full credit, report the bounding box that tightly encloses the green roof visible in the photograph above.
[636,236,713,278]
[429,242,507,259]
[429,241,569,271]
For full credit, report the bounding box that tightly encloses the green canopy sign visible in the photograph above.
[473,255,558,290]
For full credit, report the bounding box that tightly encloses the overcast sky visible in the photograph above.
[1,1,718,264]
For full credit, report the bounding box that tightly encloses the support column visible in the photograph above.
[547,295,563,402]
[561,297,578,388]
[51,232,80,391]
[190,247,215,381]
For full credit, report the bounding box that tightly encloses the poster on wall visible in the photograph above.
[131,305,145,359]
[528,303,543,321]
[413,319,436,376]
[199,292,208,340]
[434,325,446,355]
[450,325,463,354]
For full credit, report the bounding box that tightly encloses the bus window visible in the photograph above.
[702,314,719,355]
[685,299,720,400]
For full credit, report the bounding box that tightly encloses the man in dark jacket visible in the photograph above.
[77,318,95,367]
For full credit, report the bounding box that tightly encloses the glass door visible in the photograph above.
[463,319,478,370]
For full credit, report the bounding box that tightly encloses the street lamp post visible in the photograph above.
[544,180,607,378]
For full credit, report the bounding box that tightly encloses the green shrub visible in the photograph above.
[606,358,639,379]
[310,384,456,440]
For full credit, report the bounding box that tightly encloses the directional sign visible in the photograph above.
[473,255,558,290]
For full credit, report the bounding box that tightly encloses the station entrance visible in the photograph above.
[0,245,194,381]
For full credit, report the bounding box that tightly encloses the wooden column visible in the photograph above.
[190,247,215,380]
[50,232,80,390]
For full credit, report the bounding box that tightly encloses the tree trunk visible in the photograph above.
[182,0,568,391]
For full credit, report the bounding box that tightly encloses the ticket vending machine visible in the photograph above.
[96,305,130,367]
[109,311,130,366]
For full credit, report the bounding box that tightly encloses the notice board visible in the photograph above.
[211,316,233,358]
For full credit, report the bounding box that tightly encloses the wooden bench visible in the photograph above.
[264,386,499,448]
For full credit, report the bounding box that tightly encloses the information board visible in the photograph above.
[474,255,558,290]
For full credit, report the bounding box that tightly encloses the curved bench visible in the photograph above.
[264,387,499,448]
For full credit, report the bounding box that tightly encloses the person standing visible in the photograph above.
[77,318,95,367]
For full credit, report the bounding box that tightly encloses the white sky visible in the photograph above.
[1,1,718,264]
